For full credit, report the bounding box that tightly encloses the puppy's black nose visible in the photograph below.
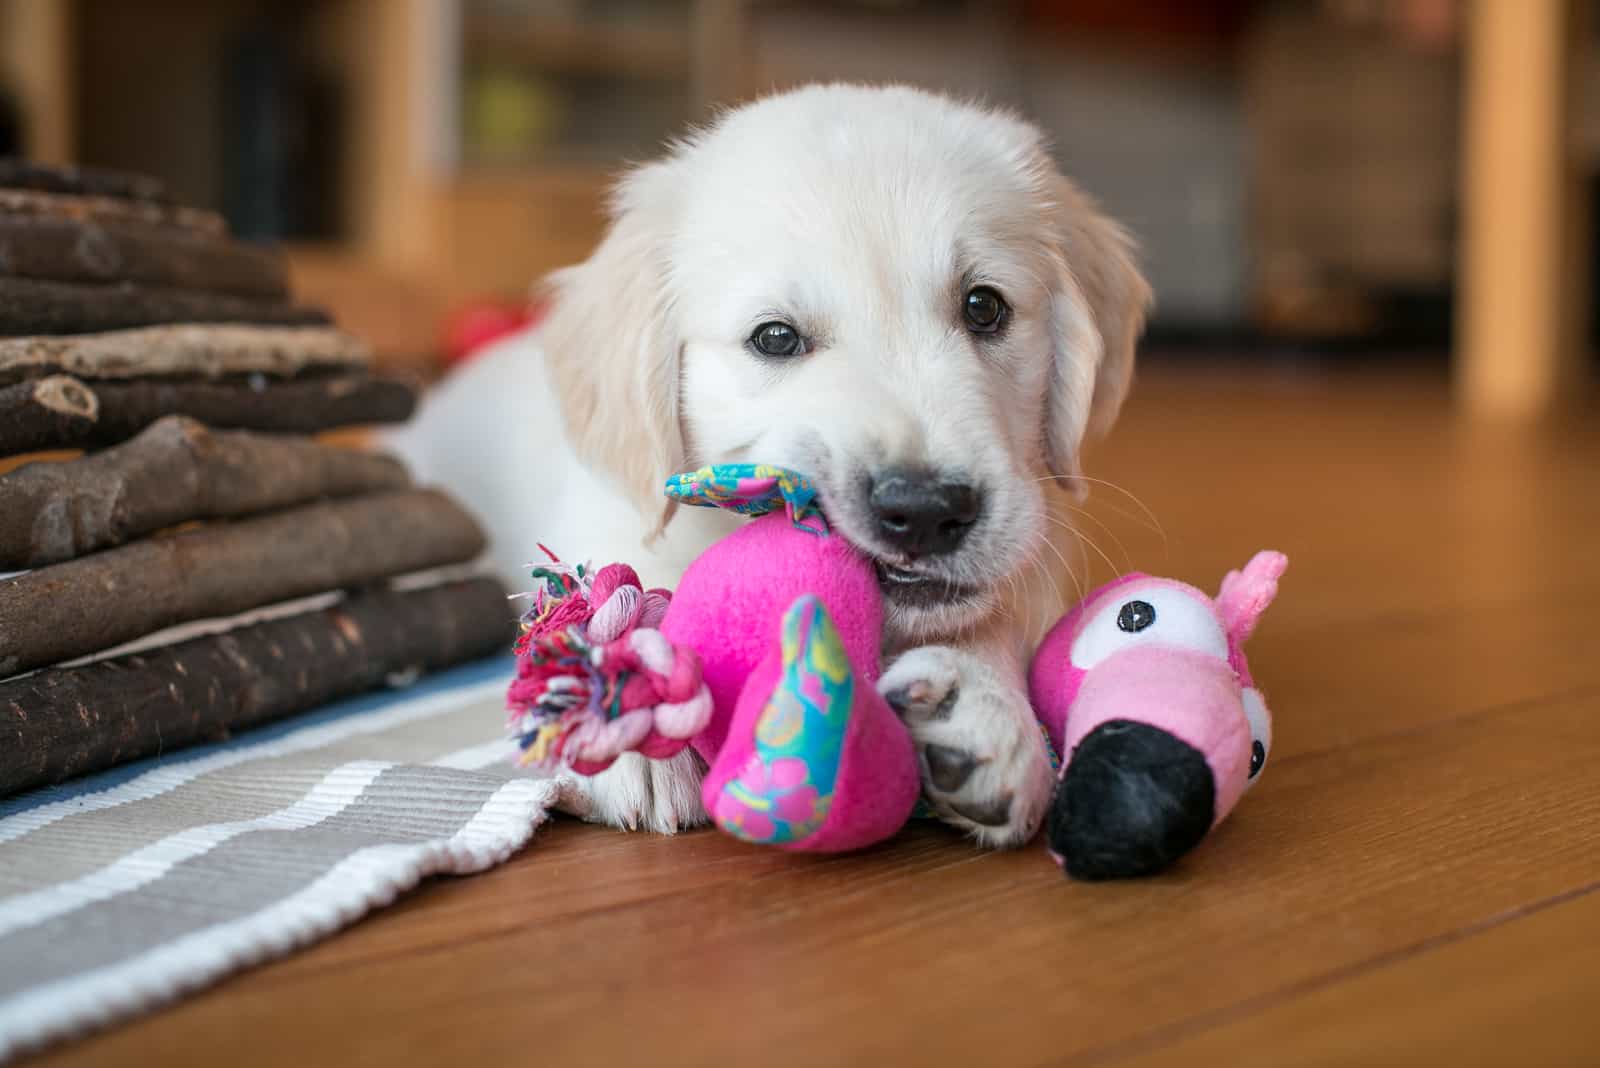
[868,469,981,555]
[1047,720,1215,881]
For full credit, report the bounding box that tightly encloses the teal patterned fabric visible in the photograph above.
[709,596,852,844]
[664,464,828,534]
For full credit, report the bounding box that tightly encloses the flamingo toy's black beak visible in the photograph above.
[1047,719,1216,880]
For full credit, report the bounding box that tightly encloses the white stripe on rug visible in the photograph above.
[0,679,506,847]
[0,761,392,939]
[0,776,558,1063]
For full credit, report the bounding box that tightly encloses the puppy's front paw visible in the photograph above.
[880,646,1054,849]
[556,748,709,834]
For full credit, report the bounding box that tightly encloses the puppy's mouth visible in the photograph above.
[872,558,984,608]
[789,461,1000,619]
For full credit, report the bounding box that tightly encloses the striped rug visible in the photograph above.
[0,656,554,1063]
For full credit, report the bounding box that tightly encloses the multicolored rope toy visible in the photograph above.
[665,463,828,534]
[506,549,711,774]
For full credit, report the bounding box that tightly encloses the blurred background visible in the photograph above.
[1,0,1594,419]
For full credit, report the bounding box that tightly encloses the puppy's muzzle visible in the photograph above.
[868,467,983,557]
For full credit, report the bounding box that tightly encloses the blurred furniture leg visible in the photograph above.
[1458,0,1591,418]
[0,0,74,162]
[0,0,74,161]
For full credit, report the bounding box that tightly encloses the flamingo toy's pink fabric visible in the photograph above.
[1028,551,1287,880]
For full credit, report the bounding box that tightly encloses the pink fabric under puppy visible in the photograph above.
[660,513,921,852]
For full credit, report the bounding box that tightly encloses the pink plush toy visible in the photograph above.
[507,465,920,852]
[1029,551,1287,879]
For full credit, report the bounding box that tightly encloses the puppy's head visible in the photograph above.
[541,84,1150,641]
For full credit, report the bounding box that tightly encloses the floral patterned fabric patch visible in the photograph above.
[709,595,851,844]
[664,463,828,534]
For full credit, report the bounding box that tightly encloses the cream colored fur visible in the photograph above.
[391,83,1149,848]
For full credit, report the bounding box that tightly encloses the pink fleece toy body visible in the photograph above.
[1028,551,1287,880]
[664,513,920,851]
[507,465,920,853]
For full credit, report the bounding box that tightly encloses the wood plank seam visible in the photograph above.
[1264,680,1600,772]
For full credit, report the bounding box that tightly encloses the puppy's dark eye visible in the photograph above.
[1116,600,1156,633]
[1249,740,1266,778]
[750,321,803,358]
[963,286,1007,333]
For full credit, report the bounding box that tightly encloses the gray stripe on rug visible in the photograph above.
[0,693,507,890]
[0,763,512,997]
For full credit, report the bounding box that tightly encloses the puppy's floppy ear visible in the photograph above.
[1042,175,1152,483]
[539,158,686,536]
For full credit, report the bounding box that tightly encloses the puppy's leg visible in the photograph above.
[555,747,709,834]
[878,637,1055,849]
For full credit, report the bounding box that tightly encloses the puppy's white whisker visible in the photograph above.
[1080,498,1171,549]
[1060,505,1134,575]
[1016,550,1048,639]
[1031,473,1166,540]
[998,562,1036,645]
[1049,515,1119,586]
[1034,528,1082,606]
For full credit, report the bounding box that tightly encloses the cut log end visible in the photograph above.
[0,374,102,456]
[32,375,100,420]
[0,372,417,455]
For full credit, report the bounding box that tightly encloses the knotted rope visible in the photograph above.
[506,549,709,773]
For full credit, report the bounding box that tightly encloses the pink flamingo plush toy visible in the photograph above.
[1029,551,1287,879]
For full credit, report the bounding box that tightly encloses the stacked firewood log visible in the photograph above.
[0,162,515,798]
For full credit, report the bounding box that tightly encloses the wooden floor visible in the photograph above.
[40,362,1600,1067]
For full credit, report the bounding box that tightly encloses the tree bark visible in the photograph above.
[84,374,418,444]
[0,215,289,298]
[0,416,412,568]
[0,187,225,235]
[0,488,488,677]
[0,375,100,456]
[0,372,416,455]
[0,275,327,336]
[0,578,516,799]
[0,159,176,204]
[0,325,369,387]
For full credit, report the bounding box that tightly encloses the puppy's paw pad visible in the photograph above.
[886,646,1053,849]
[879,646,961,723]
[916,733,1031,844]
[930,739,1046,849]
[923,743,980,792]
[950,793,1014,829]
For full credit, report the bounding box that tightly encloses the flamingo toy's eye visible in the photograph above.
[1242,687,1272,786]
[1071,587,1229,670]
[1117,600,1156,632]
